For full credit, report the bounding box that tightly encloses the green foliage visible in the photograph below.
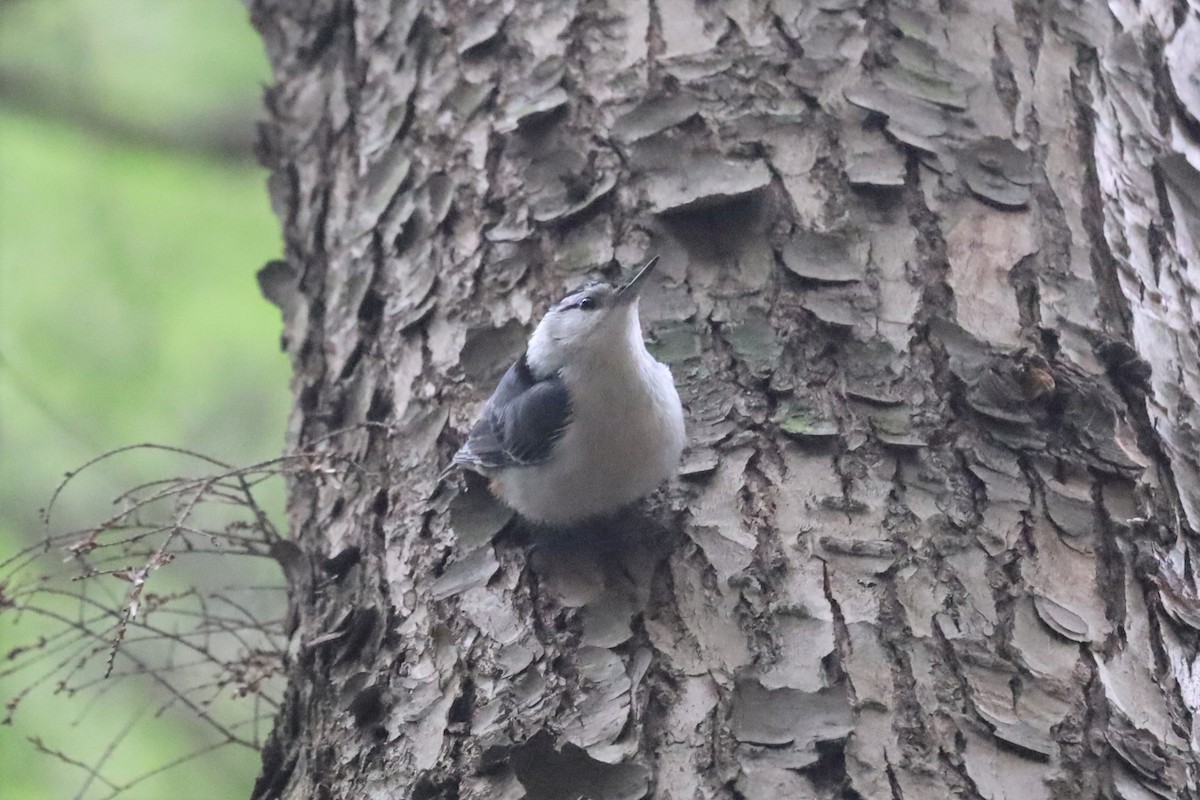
[0,0,267,151]
[0,2,288,798]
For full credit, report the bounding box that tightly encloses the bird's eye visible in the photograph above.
[577,296,597,311]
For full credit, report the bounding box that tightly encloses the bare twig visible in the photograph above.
[2,440,371,799]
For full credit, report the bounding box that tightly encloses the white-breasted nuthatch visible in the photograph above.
[447,256,686,524]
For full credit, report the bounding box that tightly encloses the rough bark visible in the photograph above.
[248,0,1200,798]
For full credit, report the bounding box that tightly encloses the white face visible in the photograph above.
[526,282,635,375]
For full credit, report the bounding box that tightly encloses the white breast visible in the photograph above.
[494,351,685,524]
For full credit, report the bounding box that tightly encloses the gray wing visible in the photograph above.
[451,355,571,472]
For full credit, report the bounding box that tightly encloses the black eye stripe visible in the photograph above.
[558,296,598,311]
[554,281,612,311]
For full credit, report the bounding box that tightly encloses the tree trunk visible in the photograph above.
[247,0,1200,798]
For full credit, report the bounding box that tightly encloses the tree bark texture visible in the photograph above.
[249,0,1200,798]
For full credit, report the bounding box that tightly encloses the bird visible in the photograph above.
[445,256,686,525]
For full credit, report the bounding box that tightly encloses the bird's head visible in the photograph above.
[526,256,659,376]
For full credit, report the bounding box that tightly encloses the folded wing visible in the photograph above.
[452,355,571,471]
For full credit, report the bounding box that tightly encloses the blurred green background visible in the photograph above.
[0,1,289,798]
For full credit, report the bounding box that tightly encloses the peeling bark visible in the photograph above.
[248,0,1200,798]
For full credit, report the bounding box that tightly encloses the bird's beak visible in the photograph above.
[615,256,659,305]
